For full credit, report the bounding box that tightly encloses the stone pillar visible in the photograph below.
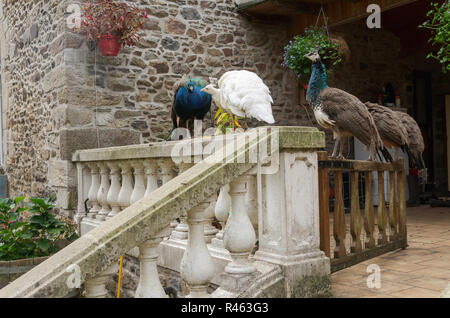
[84,263,118,298]
[106,161,121,219]
[135,238,166,298]
[117,161,133,210]
[86,163,101,219]
[211,184,231,249]
[246,174,258,234]
[180,202,215,298]
[159,159,178,229]
[223,176,257,275]
[203,194,219,243]
[169,162,193,241]
[96,162,111,221]
[253,151,330,296]
[130,160,146,205]
[143,160,158,197]
[75,162,90,226]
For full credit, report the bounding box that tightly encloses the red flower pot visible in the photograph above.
[98,35,122,56]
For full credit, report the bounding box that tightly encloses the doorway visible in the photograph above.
[412,71,433,184]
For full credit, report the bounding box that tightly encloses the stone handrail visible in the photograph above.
[0,126,326,298]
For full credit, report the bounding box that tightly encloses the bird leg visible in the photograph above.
[368,147,376,161]
[331,136,341,159]
[394,148,399,161]
[233,115,236,132]
[244,117,248,130]
[337,137,345,159]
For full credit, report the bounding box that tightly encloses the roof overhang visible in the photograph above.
[237,0,424,28]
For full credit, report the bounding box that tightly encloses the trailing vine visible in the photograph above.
[419,1,450,72]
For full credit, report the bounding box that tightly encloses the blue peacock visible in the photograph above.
[171,78,212,132]
[305,48,392,161]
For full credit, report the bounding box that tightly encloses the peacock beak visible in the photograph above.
[188,86,194,92]
[200,88,205,92]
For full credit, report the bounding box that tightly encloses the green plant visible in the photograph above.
[419,1,450,72]
[78,0,149,46]
[282,26,343,85]
[0,196,78,261]
[0,197,35,261]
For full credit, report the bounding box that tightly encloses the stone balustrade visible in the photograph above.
[0,127,330,298]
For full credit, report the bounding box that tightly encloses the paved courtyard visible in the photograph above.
[331,205,450,298]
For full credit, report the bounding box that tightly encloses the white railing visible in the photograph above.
[0,127,330,298]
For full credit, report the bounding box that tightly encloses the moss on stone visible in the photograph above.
[291,275,333,298]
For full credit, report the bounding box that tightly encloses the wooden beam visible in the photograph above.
[327,0,420,27]
[271,0,322,14]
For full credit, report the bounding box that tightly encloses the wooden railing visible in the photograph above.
[317,152,407,272]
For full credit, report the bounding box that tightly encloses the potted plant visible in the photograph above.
[78,0,149,56]
[282,27,344,104]
[0,196,78,288]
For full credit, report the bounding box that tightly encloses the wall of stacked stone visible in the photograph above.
[3,0,316,214]
[1,0,68,200]
[55,0,311,214]
[63,0,306,145]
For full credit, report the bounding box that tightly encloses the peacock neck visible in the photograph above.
[306,61,328,109]
[209,87,221,107]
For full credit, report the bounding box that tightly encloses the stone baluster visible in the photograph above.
[211,184,231,249]
[170,161,193,240]
[159,159,176,184]
[96,162,111,221]
[117,161,133,210]
[223,176,257,274]
[84,263,118,298]
[180,202,215,298]
[159,159,178,229]
[106,161,121,219]
[135,238,167,298]
[246,175,258,235]
[75,162,90,226]
[130,160,146,205]
[143,160,158,197]
[87,162,101,220]
[203,194,219,243]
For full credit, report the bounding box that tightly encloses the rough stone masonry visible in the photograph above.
[1,0,306,215]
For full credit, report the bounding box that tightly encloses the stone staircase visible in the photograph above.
[0,126,331,298]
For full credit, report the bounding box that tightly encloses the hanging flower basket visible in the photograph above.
[98,35,122,56]
[76,0,149,57]
[282,26,344,86]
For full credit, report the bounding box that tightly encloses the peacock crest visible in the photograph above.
[185,77,206,88]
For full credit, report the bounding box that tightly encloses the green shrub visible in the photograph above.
[419,1,450,73]
[0,196,78,261]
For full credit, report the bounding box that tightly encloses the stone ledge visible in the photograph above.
[61,128,141,160]
[72,126,325,162]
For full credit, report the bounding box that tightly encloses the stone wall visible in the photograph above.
[2,0,307,210]
[1,0,68,199]
[64,0,302,144]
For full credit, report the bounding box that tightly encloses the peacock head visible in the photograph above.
[186,80,195,93]
[200,84,217,96]
[304,48,321,63]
